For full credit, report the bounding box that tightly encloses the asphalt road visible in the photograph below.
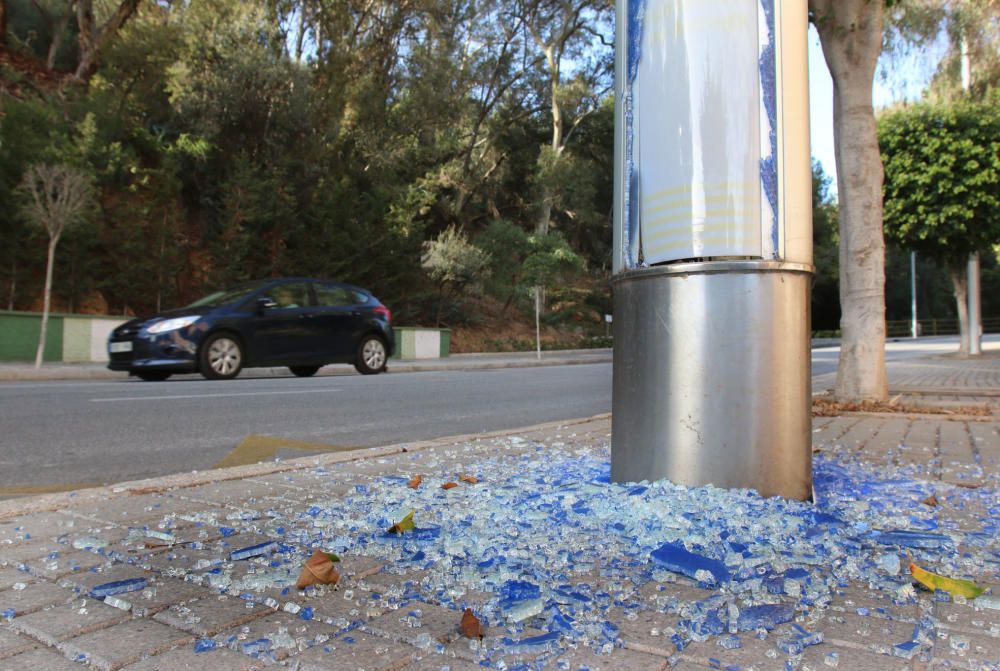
[0,335,986,496]
[0,364,613,494]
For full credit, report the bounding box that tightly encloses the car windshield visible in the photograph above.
[184,280,271,309]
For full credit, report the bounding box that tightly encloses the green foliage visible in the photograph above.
[422,225,491,325]
[880,99,1000,268]
[476,220,532,312]
[522,231,583,290]
[811,160,840,332]
[0,0,613,326]
[422,226,491,289]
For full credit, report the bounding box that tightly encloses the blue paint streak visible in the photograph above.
[759,0,779,256]
[624,0,646,268]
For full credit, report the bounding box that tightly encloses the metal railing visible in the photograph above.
[885,317,1000,338]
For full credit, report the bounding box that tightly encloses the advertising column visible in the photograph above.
[611,0,813,500]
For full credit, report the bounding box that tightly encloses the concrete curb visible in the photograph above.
[0,350,614,382]
[0,414,611,521]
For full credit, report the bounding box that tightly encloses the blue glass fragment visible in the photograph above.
[241,638,271,655]
[736,604,794,632]
[893,640,921,660]
[194,639,217,653]
[300,606,314,621]
[1,608,15,620]
[218,527,236,537]
[501,631,560,647]
[874,530,950,550]
[500,580,540,609]
[90,577,147,599]
[381,527,441,541]
[229,541,279,561]
[651,542,730,584]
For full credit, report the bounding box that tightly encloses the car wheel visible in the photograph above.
[136,372,171,382]
[354,335,387,375]
[289,365,320,378]
[200,333,244,380]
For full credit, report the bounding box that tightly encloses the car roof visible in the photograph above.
[262,277,371,294]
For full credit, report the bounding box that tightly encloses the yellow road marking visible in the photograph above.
[0,482,103,497]
[212,434,367,470]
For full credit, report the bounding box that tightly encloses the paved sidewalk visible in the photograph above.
[0,352,999,670]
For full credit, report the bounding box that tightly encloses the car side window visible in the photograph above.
[271,282,310,309]
[314,284,355,307]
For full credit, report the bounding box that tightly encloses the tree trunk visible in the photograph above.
[534,286,542,360]
[34,236,58,369]
[74,0,142,82]
[811,0,888,402]
[537,44,561,236]
[0,0,8,48]
[46,13,70,70]
[950,264,970,355]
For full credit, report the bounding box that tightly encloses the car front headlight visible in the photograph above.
[146,316,201,334]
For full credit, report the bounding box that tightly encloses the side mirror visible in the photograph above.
[256,297,277,315]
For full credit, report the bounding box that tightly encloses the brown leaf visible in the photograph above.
[296,548,341,589]
[460,608,483,639]
[922,494,939,507]
[408,475,423,489]
[441,482,458,490]
[459,474,479,484]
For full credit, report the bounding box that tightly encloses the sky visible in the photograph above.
[807,25,944,196]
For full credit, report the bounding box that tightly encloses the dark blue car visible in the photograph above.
[107,278,394,381]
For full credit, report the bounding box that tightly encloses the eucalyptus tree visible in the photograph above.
[73,0,142,81]
[886,0,1000,100]
[511,0,612,236]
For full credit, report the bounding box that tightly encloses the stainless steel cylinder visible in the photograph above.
[611,261,812,500]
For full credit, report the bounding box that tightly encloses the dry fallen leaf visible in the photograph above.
[296,549,341,589]
[909,556,985,599]
[441,482,458,490]
[460,608,484,639]
[389,509,416,534]
[459,474,479,484]
[408,475,423,489]
[922,494,939,507]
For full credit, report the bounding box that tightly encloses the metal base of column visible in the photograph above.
[611,261,813,500]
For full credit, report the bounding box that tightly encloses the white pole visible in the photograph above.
[910,252,918,339]
[961,30,982,354]
[969,252,982,355]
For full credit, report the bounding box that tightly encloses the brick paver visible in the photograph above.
[56,618,192,671]
[0,627,36,659]
[119,643,259,671]
[9,600,130,646]
[0,646,81,670]
[152,596,267,638]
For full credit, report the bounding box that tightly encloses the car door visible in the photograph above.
[246,281,319,364]
[310,282,367,360]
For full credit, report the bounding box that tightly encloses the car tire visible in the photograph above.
[354,335,387,375]
[289,365,320,378]
[200,333,244,380]
[136,372,171,382]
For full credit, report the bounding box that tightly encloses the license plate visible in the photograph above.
[109,341,133,353]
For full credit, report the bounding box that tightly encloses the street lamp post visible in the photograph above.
[611,0,813,500]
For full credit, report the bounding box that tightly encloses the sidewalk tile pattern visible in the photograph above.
[2,353,1000,670]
